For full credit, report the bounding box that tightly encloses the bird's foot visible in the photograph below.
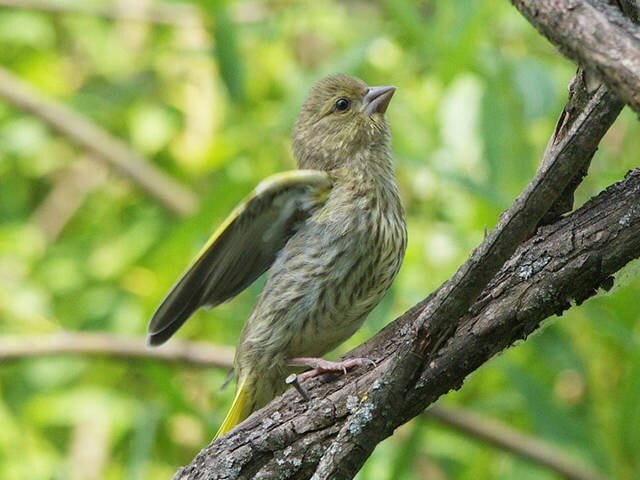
[288,356,376,382]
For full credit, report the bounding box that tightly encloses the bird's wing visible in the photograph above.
[147,170,332,346]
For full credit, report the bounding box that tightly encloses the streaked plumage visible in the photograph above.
[147,74,406,437]
[147,170,332,346]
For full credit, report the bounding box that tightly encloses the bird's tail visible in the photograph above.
[215,377,251,438]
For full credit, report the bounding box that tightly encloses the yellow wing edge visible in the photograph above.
[193,169,332,261]
[146,169,332,340]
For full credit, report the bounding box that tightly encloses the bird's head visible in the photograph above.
[292,74,395,171]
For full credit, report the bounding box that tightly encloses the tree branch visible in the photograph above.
[538,69,623,226]
[425,406,607,480]
[311,1,635,474]
[0,332,234,368]
[0,0,202,28]
[171,1,640,476]
[313,66,623,480]
[174,163,640,478]
[0,66,197,216]
[30,157,107,243]
[2,332,604,480]
[510,0,640,113]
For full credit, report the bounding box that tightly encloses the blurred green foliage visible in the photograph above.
[0,1,639,479]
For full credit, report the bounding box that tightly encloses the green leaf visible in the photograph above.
[209,1,245,103]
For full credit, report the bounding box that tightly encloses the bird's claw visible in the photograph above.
[288,356,376,382]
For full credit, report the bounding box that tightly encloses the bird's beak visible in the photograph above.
[362,85,396,116]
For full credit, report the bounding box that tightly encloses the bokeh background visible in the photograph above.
[1,1,639,479]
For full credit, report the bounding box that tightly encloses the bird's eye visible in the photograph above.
[335,98,351,112]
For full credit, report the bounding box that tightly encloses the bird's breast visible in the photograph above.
[299,181,407,333]
[238,177,406,362]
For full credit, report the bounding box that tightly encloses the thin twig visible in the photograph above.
[0,0,202,28]
[30,157,107,243]
[425,406,607,480]
[0,332,234,368]
[0,67,197,216]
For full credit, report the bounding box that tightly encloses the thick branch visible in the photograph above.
[177,3,634,473]
[175,1,639,474]
[0,67,197,216]
[313,78,623,480]
[175,167,640,479]
[312,1,638,473]
[511,0,640,113]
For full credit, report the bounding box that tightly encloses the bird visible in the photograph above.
[147,74,407,438]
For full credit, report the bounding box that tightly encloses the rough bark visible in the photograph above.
[309,70,622,480]
[175,168,640,480]
[174,0,640,477]
[537,69,623,227]
[306,1,638,475]
[511,0,640,114]
[0,332,606,480]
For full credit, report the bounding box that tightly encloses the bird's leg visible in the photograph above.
[288,356,376,382]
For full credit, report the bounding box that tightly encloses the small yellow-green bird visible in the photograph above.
[147,74,406,437]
